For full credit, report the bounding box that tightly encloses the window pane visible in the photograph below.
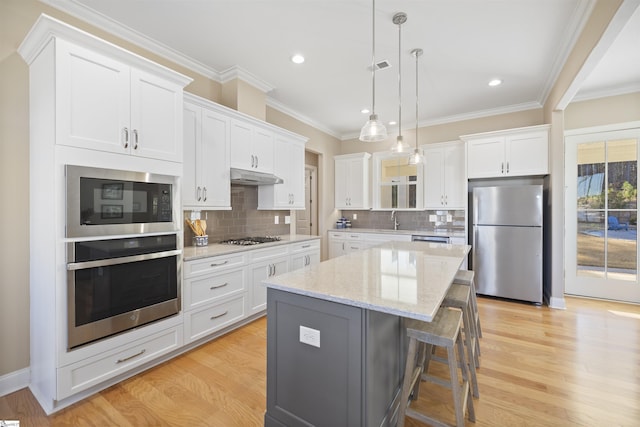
[577,141,605,209]
[577,212,605,278]
[607,209,637,281]
[607,139,637,210]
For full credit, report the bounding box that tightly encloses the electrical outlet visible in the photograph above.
[429,214,437,222]
[190,210,201,221]
[353,213,357,220]
[284,215,291,224]
[447,214,453,222]
[274,215,279,225]
[299,325,320,348]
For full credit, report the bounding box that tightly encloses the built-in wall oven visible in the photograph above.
[65,165,182,349]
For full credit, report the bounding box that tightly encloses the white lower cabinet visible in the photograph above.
[184,295,246,343]
[290,240,321,270]
[57,326,182,400]
[328,231,414,259]
[248,246,290,315]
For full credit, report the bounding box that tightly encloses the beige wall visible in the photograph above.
[565,92,640,129]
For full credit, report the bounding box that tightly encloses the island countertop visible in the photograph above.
[263,241,470,322]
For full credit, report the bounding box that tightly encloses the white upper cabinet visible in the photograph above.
[230,119,274,174]
[463,125,550,179]
[423,141,466,209]
[335,153,371,209]
[183,95,231,210]
[55,39,185,162]
[258,132,307,210]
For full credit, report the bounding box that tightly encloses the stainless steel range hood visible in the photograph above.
[230,168,284,185]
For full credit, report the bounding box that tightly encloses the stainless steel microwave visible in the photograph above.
[66,165,180,238]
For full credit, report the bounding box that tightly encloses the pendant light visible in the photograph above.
[359,0,388,142]
[408,48,424,165]
[390,12,409,153]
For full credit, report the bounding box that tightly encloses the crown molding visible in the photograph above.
[219,66,275,94]
[571,84,640,103]
[266,98,340,140]
[39,0,221,80]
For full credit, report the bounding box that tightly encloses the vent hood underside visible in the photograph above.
[230,168,284,185]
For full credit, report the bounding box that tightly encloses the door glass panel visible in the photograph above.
[576,139,637,280]
[379,157,417,209]
[577,142,605,277]
[606,138,637,280]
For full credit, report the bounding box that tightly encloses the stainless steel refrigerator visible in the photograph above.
[472,185,543,303]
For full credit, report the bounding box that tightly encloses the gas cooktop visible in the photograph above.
[220,236,282,246]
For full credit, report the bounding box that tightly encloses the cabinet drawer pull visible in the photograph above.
[116,349,146,364]
[210,260,228,267]
[210,311,228,320]
[506,162,509,173]
[301,244,311,248]
[122,127,129,149]
[210,282,229,290]
[203,187,207,202]
[197,186,202,201]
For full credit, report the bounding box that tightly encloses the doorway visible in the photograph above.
[296,165,318,236]
[565,126,640,303]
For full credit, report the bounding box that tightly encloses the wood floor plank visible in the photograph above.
[2,297,639,426]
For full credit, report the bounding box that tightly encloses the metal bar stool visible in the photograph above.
[398,307,475,427]
[442,283,480,398]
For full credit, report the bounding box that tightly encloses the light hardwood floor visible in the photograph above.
[2,296,639,426]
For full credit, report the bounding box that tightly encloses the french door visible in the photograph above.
[565,126,640,303]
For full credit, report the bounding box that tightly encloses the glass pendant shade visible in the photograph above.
[390,135,409,153]
[408,148,423,165]
[359,114,388,142]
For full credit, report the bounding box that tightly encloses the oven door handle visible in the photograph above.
[67,249,182,271]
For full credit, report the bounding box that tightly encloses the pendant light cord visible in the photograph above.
[371,0,376,116]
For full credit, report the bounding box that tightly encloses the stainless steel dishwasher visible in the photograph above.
[411,234,450,243]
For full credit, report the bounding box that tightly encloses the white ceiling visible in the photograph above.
[44,0,640,140]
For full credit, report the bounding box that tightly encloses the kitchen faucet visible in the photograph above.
[391,210,399,230]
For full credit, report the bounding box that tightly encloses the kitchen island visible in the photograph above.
[263,241,470,427]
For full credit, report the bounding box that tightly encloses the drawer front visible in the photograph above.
[185,268,245,310]
[184,253,246,278]
[184,295,246,343]
[57,326,182,400]
[250,245,289,262]
[290,240,320,254]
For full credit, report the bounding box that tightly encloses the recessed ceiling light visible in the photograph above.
[291,54,305,64]
[361,108,370,114]
[388,121,397,126]
[488,79,502,87]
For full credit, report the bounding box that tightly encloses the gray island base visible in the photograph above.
[262,242,470,427]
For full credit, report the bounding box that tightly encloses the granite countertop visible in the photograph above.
[329,227,466,238]
[183,234,321,261]
[264,241,470,322]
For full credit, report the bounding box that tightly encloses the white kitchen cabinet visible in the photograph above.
[328,231,362,258]
[290,240,321,270]
[18,15,191,413]
[258,132,307,210]
[230,119,274,174]
[183,96,231,209]
[423,141,466,209]
[335,153,371,209]
[247,246,290,315]
[55,39,184,162]
[463,125,550,179]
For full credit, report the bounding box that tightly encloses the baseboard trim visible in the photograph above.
[0,367,30,397]
[549,296,567,309]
